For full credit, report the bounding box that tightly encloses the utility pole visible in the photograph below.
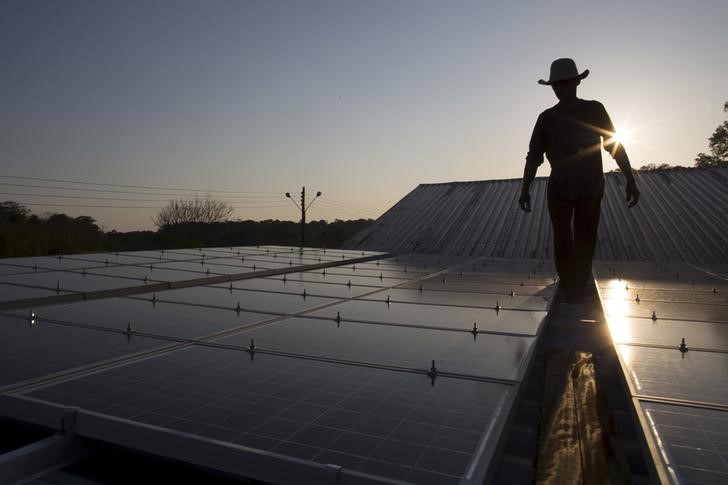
[300,186,306,251]
[285,187,321,253]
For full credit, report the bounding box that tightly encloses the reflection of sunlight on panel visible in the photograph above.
[618,345,641,391]
[604,292,632,344]
[603,280,643,392]
[604,278,631,299]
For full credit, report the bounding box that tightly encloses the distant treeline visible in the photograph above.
[115,219,374,252]
[0,201,372,258]
[0,202,107,258]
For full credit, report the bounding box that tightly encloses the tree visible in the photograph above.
[0,201,29,223]
[152,195,234,228]
[639,163,673,171]
[695,101,728,168]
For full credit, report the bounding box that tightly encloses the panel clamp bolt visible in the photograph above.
[248,339,256,360]
[678,338,688,354]
[427,360,438,386]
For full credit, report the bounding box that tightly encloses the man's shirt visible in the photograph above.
[526,99,628,199]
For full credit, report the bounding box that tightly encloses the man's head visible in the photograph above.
[538,58,588,103]
[551,77,580,102]
[538,58,588,87]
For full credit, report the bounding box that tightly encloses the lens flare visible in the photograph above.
[612,126,633,145]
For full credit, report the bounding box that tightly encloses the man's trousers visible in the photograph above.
[547,192,602,300]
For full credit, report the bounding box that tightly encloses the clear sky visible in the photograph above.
[1,0,726,231]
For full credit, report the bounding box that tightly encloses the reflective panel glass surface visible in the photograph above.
[307,300,546,335]
[80,266,211,282]
[607,317,728,350]
[152,260,253,275]
[641,401,728,485]
[7,298,273,340]
[355,288,550,311]
[0,283,74,302]
[275,272,409,288]
[600,287,728,305]
[0,271,149,293]
[619,346,728,406]
[137,286,340,315]
[602,298,727,323]
[0,312,164,387]
[25,346,512,484]
[404,280,554,296]
[220,317,533,380]
[221,278,370,299]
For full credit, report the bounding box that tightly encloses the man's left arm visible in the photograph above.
[601,104,640,207]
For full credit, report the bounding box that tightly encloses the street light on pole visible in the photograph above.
[285,187,321,253]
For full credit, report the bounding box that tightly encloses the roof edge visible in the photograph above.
[416,165,727,188]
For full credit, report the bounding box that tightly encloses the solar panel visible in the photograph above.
[0,284,75,303]
[305,300,546,336]
[640,401,728,484]
[24,347,515,484]
[216,317,534,381]
[0,247,554,484]
[353,287,549,311]
[226,277,371,299]
[130,285,343,315]
[0,270,152,294]
[595,261,728,484]
[0,312,164,388]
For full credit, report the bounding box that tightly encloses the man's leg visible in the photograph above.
[572,196,602,297]
[548,192,576,298]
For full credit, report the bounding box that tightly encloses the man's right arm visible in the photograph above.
[519,163,538,212]
[520,115,544,212]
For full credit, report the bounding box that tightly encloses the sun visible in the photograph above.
[612,126,633,145]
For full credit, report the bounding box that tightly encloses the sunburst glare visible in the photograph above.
[612,125,633,146]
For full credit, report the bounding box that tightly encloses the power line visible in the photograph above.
[0,191,288,206]
[312,205,376,220]
[17,203,168,210]
[317,202,380,216]
[315,200,379,217]
[0,174,280,195]
[321,197,380,211]
[0,175,382,218]
[16,202,290,210]
[0,182,281,199]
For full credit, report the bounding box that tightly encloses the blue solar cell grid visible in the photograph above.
[596,261,728,485]
[0,247,555,484]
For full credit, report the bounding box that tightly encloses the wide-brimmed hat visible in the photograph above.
[538,58,589,85]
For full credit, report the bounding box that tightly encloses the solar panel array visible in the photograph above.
[595,261,728,485]
[0,246,554,484]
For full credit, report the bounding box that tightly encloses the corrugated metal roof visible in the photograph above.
[347,167,728,264]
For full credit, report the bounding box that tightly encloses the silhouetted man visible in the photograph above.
[519,58,639,303]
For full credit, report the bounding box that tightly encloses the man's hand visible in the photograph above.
[626,182,640,208]
[519,191,532,212]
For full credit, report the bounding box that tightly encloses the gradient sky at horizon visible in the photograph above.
[1,0,726,231]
